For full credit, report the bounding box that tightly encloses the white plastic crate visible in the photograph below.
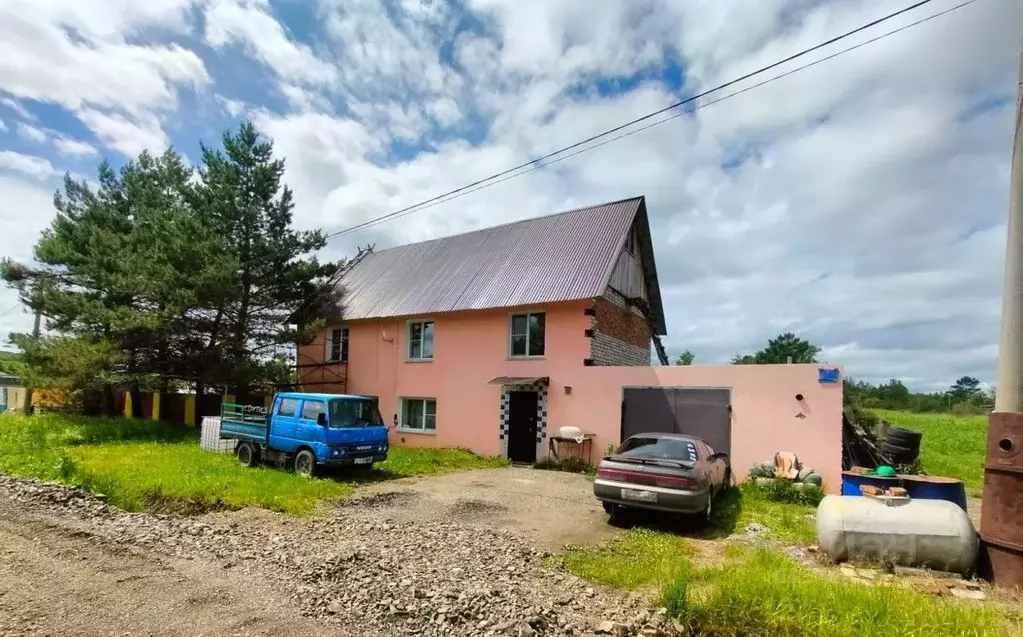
[200,416,234,454]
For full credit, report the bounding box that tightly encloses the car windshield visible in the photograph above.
[615,437,698,462]
[328,398,384,428]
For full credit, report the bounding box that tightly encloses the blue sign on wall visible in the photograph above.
[818,367,840,384]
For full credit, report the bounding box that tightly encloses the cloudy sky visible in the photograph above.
[0,0,1019,390]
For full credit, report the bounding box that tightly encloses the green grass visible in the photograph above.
[562,527,692,591]
[714,484,818,545]
[873,410,986,493]
[0,412,506,515]
[567,535,1013,636]
[666,550,1012,637]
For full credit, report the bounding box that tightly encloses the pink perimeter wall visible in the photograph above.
[552,365,844,493]
[339,303,844,494]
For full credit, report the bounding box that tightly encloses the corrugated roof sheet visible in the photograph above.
[336,196,660,327]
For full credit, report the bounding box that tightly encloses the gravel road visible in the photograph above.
[0,474,680,637]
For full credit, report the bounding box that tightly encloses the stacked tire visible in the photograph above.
[881,427,922,465]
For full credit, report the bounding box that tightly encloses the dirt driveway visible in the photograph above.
[0,470,657,637]
[341,466,618,549]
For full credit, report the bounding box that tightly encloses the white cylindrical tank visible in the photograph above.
[816,495,979,574]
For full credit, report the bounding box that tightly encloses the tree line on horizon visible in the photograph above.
[674,332,991,415]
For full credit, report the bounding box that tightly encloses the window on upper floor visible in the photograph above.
[399,397,436,433]
[407,320,434,361]
[325,327,348,363]
[510,312,545,358]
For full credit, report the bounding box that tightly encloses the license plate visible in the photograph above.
[354,457,373,464]
[621,488,657,503]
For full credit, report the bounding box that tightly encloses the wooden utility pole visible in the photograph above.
[21,307,40,412]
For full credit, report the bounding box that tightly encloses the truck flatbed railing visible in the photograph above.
[219,402,269,444]
[221,402,268,424]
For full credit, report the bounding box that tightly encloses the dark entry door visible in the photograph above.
[507,391,539,463]
[621,388,732,455]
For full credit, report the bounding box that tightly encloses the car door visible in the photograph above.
[297,400,326,452]
[269,397,300,451]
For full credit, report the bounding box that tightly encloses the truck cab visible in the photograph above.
[220,392,389,477]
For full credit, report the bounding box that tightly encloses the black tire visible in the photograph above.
[885,427,922,447]
[881,443,919,464]
[236,442,260,468]
[602,501,614,514]
[294,449,317,478]
[882,441,915,456]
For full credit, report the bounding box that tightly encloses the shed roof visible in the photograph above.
[332,196,666,334]
[0,372,21,388]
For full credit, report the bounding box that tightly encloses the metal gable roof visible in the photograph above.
[333,196,665,332]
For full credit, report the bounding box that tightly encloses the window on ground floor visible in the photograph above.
[510,312,545,357]
[399,397,436,433]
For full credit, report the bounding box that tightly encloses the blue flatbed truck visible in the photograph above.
[219,392,389,477]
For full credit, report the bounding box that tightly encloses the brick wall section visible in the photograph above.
[589,288,652,366]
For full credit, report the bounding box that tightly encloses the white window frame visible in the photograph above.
[325,326,349,363]
[509,311,546,358]
[398,397,436,434]
[406,319,435,361]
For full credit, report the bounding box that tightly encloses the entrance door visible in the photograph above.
[507,391,539,463]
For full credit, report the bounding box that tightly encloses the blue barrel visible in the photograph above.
[841,470,901,496]
[903,475,968,512]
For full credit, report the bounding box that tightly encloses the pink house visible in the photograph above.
[297,197,845,491]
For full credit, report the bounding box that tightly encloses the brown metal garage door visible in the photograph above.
[621,387,732,455]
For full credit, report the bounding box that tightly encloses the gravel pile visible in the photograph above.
[1,476,683,637]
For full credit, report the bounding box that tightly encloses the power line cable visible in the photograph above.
[0,304,20,320]
[292,0,948,248]
[342,0,979,235]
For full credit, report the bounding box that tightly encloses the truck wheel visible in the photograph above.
[236,443,260,468]
[294,449,317,478]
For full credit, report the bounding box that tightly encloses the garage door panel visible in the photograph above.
[621,388,675,439]
[674,388,731,455]
[621,387,731,455]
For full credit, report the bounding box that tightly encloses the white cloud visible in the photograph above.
[16,122,46,143]
[204,0,338,86]
[0,151,58,180]
[0,96,35,120]
[216,95,248,117]
[76,110,169,156]
[54,137,100,158]
[0,118,5,132]
[0,175,56,344]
